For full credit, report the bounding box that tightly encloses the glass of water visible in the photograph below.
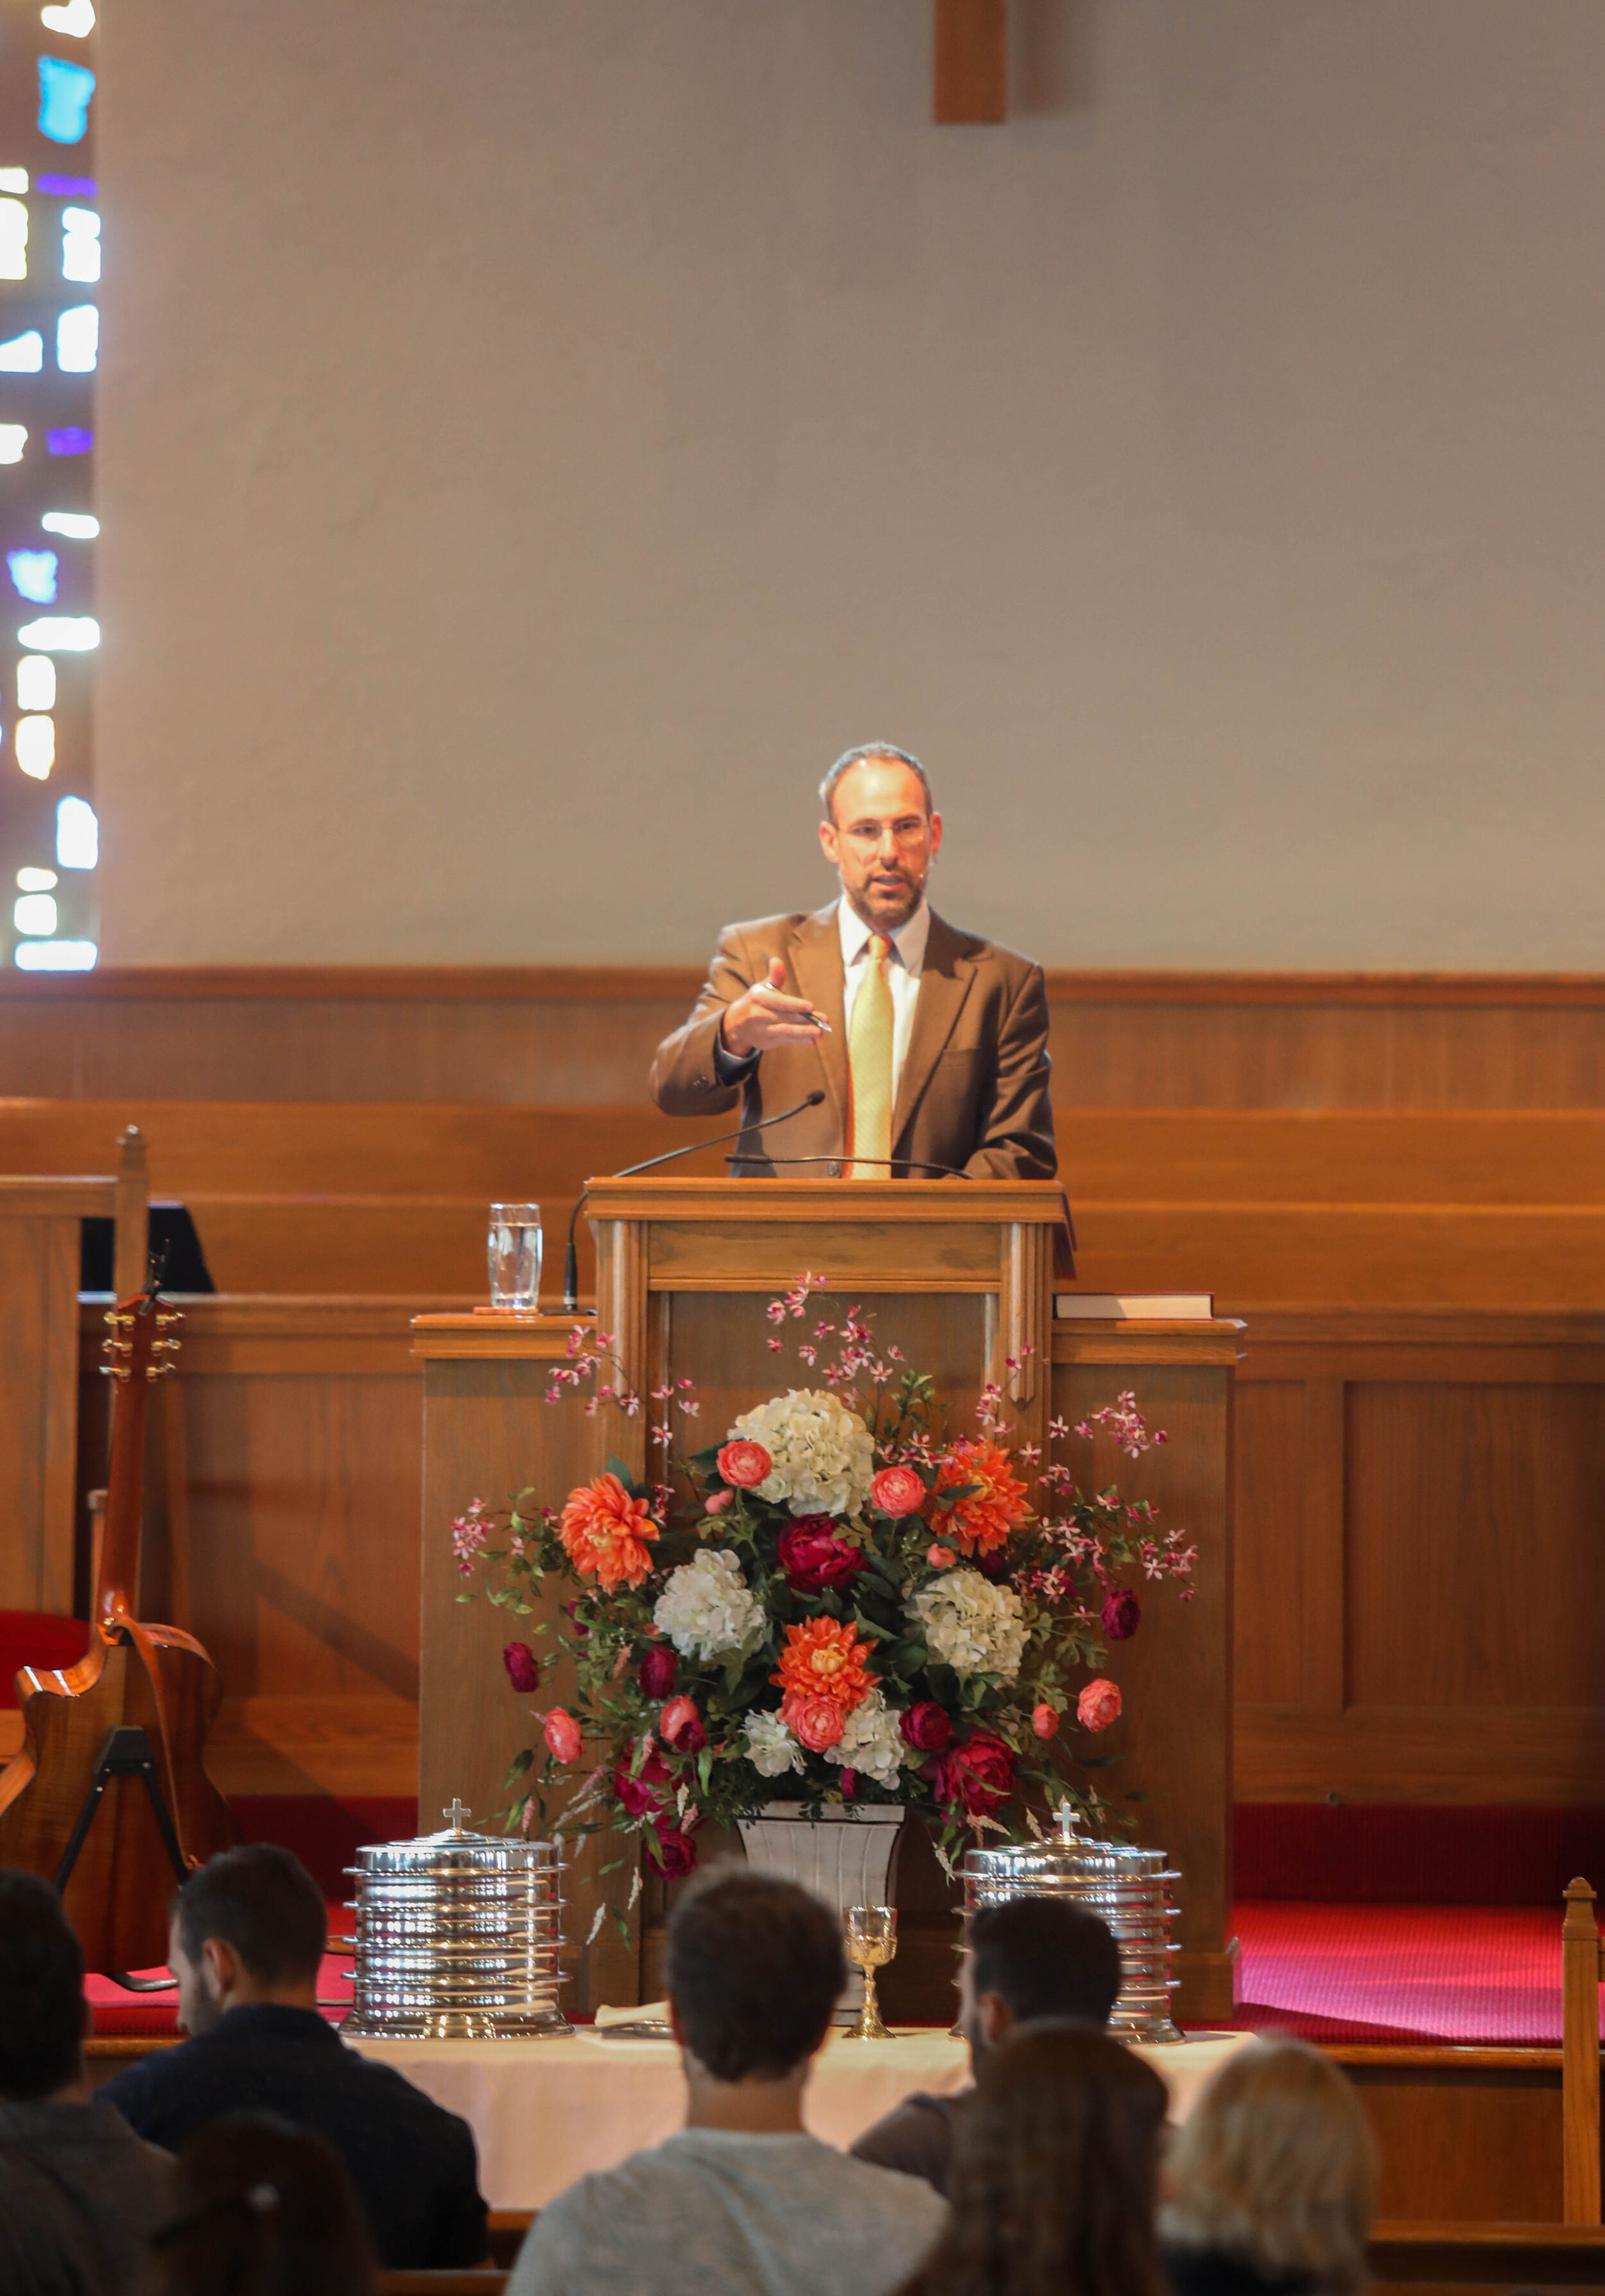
[487,1203,542,1311]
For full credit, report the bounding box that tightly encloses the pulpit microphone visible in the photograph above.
[560,1089,828,1313]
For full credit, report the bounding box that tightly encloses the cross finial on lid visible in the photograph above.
[444,1799,471,1834]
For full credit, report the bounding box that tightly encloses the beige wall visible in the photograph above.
[95,1,1605,967]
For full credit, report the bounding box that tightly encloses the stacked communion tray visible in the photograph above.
[343,1800,570,2040]
[963,1802,1183,2044]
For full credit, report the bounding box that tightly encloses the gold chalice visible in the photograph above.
[844,1905,897,2041]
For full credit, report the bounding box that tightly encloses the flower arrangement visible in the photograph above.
[454,1275,1196,1924]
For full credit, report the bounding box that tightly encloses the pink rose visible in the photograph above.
[936,1729,1015,1818]
[660,1694,707,1754]
[502,1641,540,1694]
[646,1826,698,1880]
[926,1543,956,1569]
[839,1768,859,1797]
[704,1489,734,1515]
[871,1465,926,1517]
[717,1440,772,1489]
[778,1519,865,1593]
[614,1748,672,1818]
[542,1707,582,1764]
[1032,1702,1059,1740]
[899,1700,954,1754]
[1101,1589,1141,1642]
[639,1645,678,1700]
[1077,1677,1122,1733]
[781,1691,847,1752]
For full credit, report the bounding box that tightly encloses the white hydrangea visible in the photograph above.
[727,1389,876,1517]
[824,1688,909,1790]
[653,1549,764,1661]
[912,1569,1027,1682]
[743,1709,804,1779]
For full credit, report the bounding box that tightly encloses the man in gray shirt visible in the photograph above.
[0,1870,176,2293]
[850,1896,1124,2197]
[510,1869,943,2296]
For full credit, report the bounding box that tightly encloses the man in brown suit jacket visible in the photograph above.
[650,745,1055,1179]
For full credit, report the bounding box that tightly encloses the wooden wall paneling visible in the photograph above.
[1050,1341,1237,2015]
[3,969,1604,1109]
[1301,1379,1346,1714]
[1231,1382,1306,1709]
[1344,1381,1605,1712]
[0,1184,112,1611]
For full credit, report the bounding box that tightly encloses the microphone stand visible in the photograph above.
[561,1089,828,1313]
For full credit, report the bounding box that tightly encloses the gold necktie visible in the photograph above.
[847,934,894,1178]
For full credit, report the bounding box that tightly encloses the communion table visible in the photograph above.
[413,1180,1242,2020]
[349,2026,1253,2210]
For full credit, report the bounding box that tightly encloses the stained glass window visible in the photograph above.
[0,0,98,965]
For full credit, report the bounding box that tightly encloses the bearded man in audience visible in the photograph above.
[0,1868,175,2292]
[850,1895,1124,2197]
[98,1842,487,2270]
[510,1868,944,2296]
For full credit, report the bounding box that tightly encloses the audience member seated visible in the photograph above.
[98,1843,487,2270]
[893,2024,1169,2296]
[510,1867,945,2296]
[1159,2039,1378,2296]
[852,1895,1124,2196]
[0,1869,175,2293]
[144,2114,376,2296]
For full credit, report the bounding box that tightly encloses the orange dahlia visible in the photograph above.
[559,1472,659,1592]
[772,1615,874,1719]
[926,1437,1030,1558]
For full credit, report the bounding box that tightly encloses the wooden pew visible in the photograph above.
[0,1126,147,1612]
[1561,1877,1602,2223]
[1369,2219,1605,2281]
[3,1100,1605,1303]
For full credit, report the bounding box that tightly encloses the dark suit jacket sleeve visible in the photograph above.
[427,2113,490,2267]
[648,924,760,1116]
[965,959,1056,1180]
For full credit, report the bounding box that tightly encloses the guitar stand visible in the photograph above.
[54,1725,186,1993]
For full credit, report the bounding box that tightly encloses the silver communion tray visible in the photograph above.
[342,1800,571,2041]
[963,1804,1184,2044]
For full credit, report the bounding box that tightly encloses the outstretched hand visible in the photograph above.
[720,958,826,1058]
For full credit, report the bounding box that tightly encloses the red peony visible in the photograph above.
[646,1826,698,1879]
[542,1708,582,1763]
[502,1641,540,1693]
[1077,1678,1122,1733]
[871,1465,926,1518]
[639,1644,678,1700]
[717,1440,772,1489]
[778,1519,865,1593]
[926,1542,956,1569]
[614,1747,673,1818]
[1032,1702,1059,1740]
[781,1691,847,1752]
[660,1695,706,1754]
[900,1700,954,1754]
[1101,1589,1141,1641]
[937,1729,1016,1818]
[839,1768,859,1797]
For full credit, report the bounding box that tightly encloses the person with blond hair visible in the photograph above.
[1159,2039,1378,2296]
[894,2024,1170,2296]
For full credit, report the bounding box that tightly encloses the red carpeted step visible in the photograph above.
[1230,1900,1595,2046]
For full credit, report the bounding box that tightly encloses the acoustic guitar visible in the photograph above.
[0,1275,236,1973]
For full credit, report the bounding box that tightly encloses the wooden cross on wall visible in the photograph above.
[933,0,1007,123]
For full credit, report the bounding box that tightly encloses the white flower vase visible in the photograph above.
[737,1804,905,2025]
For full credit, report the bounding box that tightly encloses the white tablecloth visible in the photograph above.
[349,2027,1251,2209]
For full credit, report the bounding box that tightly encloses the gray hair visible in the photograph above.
[819,743,933,823]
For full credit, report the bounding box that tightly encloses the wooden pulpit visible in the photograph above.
[414,1180,1240,2020]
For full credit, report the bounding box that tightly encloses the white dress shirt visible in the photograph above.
[838,896,928,1101]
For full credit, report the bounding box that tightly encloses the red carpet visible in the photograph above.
[86,1927,356,2038]
[1229,1901,1586,2046]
